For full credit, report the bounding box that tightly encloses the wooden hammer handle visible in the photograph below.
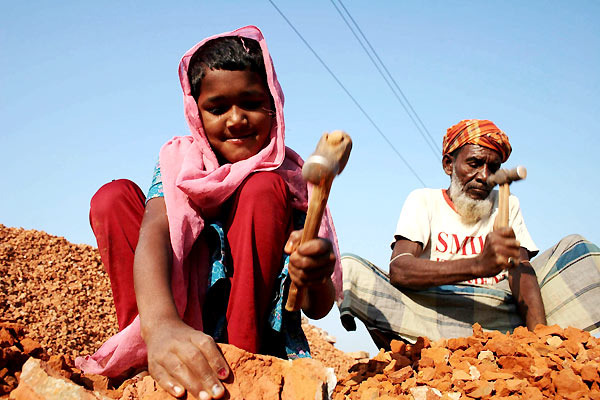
[494,183,510,230]
[285,178,333,312]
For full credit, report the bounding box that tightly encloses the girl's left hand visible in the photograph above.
[284,230,335,289]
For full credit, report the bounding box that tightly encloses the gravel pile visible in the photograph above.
[333,323,600,399]
[1,224,118,357]
[0,224,354,378]
[9,223,599,399]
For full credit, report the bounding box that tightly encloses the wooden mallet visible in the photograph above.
[487,166,527,230]
[284,130,352,312]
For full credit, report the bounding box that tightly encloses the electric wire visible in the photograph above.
[329,0,438,159]
[332,0,441,156]
[268,0,427,187]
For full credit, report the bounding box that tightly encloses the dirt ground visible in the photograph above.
[2,223,600,399]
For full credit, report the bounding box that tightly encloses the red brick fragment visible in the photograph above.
[391,353,412,369]
[512,325,538,343]
[552,367,588,399]
[446,337,468,351]
[384,365,414,386]
[485,335,517,357]
[522,386,544,400]
[564,326,591,343]
[391,339,407,355]
[464,380,493,398]
[421,347,450,367]
[472,323,484,338]
[0,328,15,347]
[581,364,600,383]
[534,324,564,338]
[19,337,43,357]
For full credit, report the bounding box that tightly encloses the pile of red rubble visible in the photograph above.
[0,224,354,399]
[333,323,600,399]
[0,224,118,357]
[1,321,336,399]
[2,223,600,399]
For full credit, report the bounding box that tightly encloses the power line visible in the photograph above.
[267,0,427,187]
[333,0,441,156]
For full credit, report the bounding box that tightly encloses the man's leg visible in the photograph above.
[89,179,145,331]
[531,234,600,334]
[223,172,293,354]
[339,253,521,344]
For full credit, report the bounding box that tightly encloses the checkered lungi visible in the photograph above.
[339,235,600,342]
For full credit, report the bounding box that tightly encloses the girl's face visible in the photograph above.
[196,69,273,164]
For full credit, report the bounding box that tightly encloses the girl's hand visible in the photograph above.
[143,318,230,399]
[284,230,335,289]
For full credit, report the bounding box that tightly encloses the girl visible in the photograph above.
[76,26,342,400]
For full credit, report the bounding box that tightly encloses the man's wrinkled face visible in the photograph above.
[443,144,502,201]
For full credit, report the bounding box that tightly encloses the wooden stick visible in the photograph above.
[489,166,526,231]
[494,183,510,230]
[285,178,333,312]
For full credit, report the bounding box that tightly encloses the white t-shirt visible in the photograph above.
[393,188,538,285]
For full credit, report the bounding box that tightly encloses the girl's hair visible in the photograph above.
[188,36,267,101]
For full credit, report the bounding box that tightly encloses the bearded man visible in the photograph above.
[339,119,600,349]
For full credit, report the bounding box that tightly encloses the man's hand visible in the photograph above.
[143,318,229,400]
[473,227,521,278]
[284,230,336,319]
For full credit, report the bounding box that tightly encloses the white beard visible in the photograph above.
[449,171,494,225]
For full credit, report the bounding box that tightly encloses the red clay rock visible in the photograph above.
[534,324,565,338]
[581,364,600,382]
[522,385,544,400]
[484,335,517,357]
[553,368,589,399]
[421,347,450,367]
[446,337,469,351]
[390,339,406,355]
[0,329,16,348]
[511,325,538,343]
[20,337,44,357]
[0,321,51,396]
[472,323,484,338]
[464,380,493,398]
[565,325,591,343]
[192,344,335,399]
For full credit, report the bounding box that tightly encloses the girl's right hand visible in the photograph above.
[144,318,230,399]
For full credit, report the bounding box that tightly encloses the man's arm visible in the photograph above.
[508,247,546,330]
[390,227,521,290]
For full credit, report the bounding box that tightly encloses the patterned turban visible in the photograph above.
[442,119,512,162]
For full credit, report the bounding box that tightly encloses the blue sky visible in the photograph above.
[2,1,599,355]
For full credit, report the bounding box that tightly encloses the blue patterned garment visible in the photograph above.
[204,222,310,359]
[146,160,163,201]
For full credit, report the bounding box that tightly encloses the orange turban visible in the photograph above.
[442,119,512,162]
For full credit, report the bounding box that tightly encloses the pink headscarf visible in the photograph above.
[76,25,342,377]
